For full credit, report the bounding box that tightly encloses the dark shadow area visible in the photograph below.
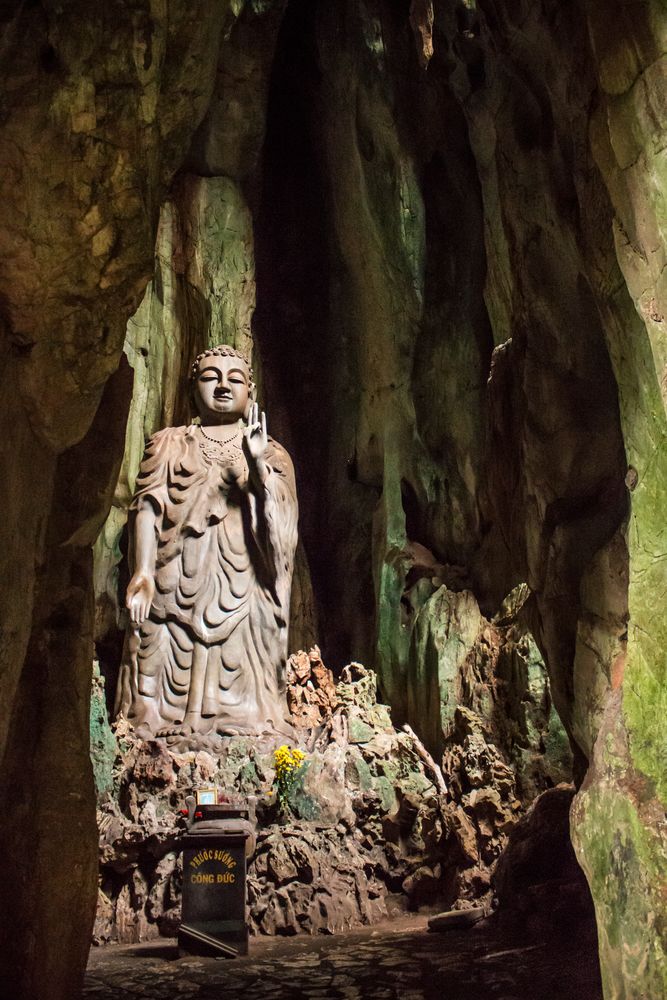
[123,943,179,960]
[493,786,597,939]
[85,912,602,999]
[253,0,376,671]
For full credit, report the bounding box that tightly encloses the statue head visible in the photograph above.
[190,345,256,425]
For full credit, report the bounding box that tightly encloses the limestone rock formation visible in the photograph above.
[0,4,275,996]
[94,662,449,943]
[1,2,666,998]
[93,640,566,943]
[286,645,339,729]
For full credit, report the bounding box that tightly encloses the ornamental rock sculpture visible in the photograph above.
[115,345,298,744]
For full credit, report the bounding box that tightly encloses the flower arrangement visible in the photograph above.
[273,744,307,813]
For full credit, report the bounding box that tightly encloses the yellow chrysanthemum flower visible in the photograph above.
[273,745,307,814]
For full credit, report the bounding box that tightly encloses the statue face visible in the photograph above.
[195,355,251,424]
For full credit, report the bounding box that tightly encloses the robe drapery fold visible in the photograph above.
[115,425,298,736]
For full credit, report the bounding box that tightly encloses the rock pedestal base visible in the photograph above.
[94,650,569,943]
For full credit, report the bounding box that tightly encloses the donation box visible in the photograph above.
[179,799,256,959]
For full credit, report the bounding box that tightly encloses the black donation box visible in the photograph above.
[179,797,256,958]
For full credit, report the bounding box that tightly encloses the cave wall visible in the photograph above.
[447,2,667,990]
[253,0,495,718]
[250,8,667,991]
[99,0,665,994]
[1,1,666,998]
[569,4,667,992]
[0,2,251,997]
[91,0,329,691]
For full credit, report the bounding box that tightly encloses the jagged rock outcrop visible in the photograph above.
[94,663,451,943]
[286,645,339,728]
[93,644,566,943]
[412,585,573,901]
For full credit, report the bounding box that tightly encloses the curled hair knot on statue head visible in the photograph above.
[189,344,254,384]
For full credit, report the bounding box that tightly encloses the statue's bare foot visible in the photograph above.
[215,722,255,737]
[156,722,195,738]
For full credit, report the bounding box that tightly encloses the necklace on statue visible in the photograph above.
[198,423,242,465]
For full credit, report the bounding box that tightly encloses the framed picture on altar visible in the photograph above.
[196,787,216,805]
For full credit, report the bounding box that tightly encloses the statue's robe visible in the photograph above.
[115,425,298,737]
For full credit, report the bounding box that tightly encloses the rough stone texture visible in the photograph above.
[570,8,667,998]
[254,0,494,703]
[1,1,666,997]
[94,664,450,943]
[423,587,572,902]
[84,915,604,1000]
[250,3,667,995]
[494,785,596,940]
[90,662,119,799]
[448,4,667,994]
[94,649,564,944]
[286,645,338,728]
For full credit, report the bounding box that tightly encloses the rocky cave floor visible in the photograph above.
[83,914,603,1000]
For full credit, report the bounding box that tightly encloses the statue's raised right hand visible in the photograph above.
[126,572,155,626]
[243,401,268,463]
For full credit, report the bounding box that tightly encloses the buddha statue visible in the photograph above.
[114,345,298,745]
